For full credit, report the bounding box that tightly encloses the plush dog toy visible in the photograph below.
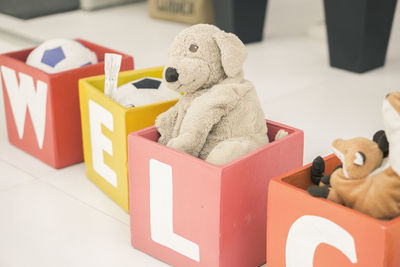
[155,24,275,165]
[308,92,400,220]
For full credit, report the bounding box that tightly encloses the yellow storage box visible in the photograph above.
[79,67,178,212]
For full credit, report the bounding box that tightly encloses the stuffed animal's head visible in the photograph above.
[332,131,389,179]
[163,24,247,94]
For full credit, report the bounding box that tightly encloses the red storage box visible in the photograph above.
[0,39,134,168]
[267,154,400,267]
[128,121,304,267]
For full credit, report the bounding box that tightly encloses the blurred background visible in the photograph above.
[0,0,329,66]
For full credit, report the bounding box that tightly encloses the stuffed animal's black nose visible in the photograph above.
[165,67,179,82]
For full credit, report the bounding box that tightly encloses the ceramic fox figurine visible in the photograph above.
[308,92,400,220]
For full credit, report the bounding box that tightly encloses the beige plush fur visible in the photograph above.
[155,24,269,165]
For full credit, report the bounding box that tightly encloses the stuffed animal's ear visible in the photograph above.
[353,152,366,166]
[213,31,247,77]
[373,130,389,157]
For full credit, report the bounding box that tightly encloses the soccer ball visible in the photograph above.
[26,39,98,73]
[115,77,181,108]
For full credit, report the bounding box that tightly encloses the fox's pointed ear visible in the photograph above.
[386,92,400,113]
[353,152,366,166]
[373,130,389,157]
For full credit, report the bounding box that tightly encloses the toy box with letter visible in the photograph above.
[128,121,304,267]
[79,66,178,212]
[267,154,400,267]
[0,39,133,168]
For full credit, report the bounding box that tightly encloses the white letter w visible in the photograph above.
[1,66,48,149]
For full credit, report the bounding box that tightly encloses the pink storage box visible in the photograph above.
[127,120,304,267]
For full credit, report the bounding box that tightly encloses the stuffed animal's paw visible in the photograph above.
[155,117,166,135]
[320,175,331,186]
[156,117,172,145]
[275,129,288,140]
[158,134,169,145]
[307,185,330,198]
[311,156,325,185]
[167,136,192,154]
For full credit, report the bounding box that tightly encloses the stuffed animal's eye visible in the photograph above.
[189,44,198,53]
[353,152,366,166]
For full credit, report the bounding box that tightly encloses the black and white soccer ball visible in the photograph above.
[26,39,98,73]
[115,77,181,108]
